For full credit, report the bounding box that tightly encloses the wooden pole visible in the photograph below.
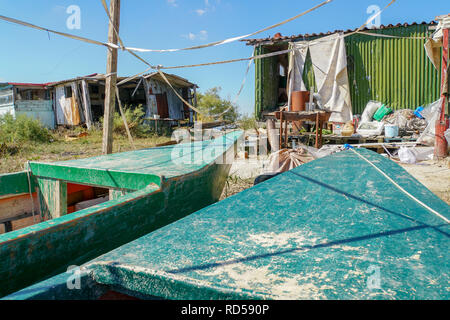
[102,0,121,154]
[435,27,449,158]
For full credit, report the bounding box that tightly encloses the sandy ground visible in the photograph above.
[399,158,450,205]
[221,155,450,205]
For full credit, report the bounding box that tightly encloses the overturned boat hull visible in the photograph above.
[0,130,242,297]
[5,148,450,300]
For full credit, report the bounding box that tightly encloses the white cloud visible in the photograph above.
[196,9,206,16]
[167,0,178,7]
[183,30,208,41]
[199,30,208,40]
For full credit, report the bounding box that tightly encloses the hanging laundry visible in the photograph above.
[309,33,353,123]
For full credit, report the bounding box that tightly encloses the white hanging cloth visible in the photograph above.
[424,16,450,70]
[287,42,308,110]
[309,33,353,123]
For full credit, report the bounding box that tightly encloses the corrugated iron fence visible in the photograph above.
[254,24,442,118]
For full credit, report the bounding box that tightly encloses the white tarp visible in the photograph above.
[287,41,308,109]
[425,16,450,70]
[309,33,353,123]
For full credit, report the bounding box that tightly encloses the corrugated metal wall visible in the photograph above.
[254,46,279,118]
[255,24,443,118]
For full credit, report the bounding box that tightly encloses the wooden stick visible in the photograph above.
[115,89,136,150]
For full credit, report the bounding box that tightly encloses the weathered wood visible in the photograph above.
[0,193,39,223]
[266,119,276,150]
[81,80,93,129]
[0,131,242,298]
[143,77,153,117]
[11,215,41,231]
[102,0,121,154]
[71,82,85,124]
[109,189,128,200]
[37,178,67,219]
[193,86,198,122]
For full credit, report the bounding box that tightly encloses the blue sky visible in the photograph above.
[0,0,449,115]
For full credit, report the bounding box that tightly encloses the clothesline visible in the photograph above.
[112,0,399,121]
[0,0,334,54]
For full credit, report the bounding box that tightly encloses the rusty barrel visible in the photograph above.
[291,91,310,132]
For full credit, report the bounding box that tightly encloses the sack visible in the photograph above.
[398,147,417,164]
[361,101,382,123]
[417,99,442,145]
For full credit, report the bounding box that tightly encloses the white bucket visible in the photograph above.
[385,124,399,138]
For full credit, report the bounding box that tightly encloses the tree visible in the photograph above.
[197,87,239,122]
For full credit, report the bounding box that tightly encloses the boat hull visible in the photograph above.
[0,131,241,297]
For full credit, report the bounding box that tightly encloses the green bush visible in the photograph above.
[0,113,52,144]
[238,114,257,130]
[197,87,239,122]
[101,105,148,137]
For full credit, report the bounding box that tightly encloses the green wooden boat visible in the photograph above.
[3,148,449,300]
[0,130,242,297]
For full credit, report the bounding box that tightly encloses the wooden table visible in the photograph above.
[273,111,331,149]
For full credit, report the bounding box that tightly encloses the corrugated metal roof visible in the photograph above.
[4,82,47,88]
[46,73,104,87]
[243,21,437,46]
[46,72,196,88]
[143,72,197,88]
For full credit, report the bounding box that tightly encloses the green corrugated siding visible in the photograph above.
[255,24,442,118]
[254,46,279,119]
[345,24,441,114]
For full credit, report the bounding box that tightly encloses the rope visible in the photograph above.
[118,0,334,53]
[214,52,255,119]
[349,148,449,224]
[25,161,37,223]
[354,30,429,40]
[0,14,114,49]
[155,68,203,115]
[115,87,137,150]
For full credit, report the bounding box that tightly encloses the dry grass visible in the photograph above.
[0,128,171,174]
[220,175,254,200]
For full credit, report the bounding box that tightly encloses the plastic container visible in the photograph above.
[341,122,354,136]
[332,123,344,135]
[357,121,385,137]
[414,106,424,119]
[373,104,393,121]
[385,124,399,138]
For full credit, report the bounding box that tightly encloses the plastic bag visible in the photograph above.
[398,147,417,164]
[361,101,382,123]
[417,99,442,145]
[398,146,434,164]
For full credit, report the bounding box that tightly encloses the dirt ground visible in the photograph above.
[399,158,450,205]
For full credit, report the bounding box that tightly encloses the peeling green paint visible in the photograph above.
[6,149,449,300]
[0,131,242,297]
